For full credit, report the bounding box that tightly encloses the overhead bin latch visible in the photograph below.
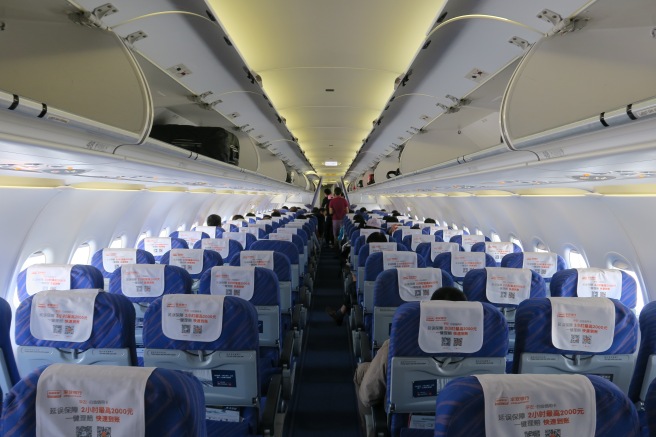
[69,3,117,29]
[558,17,590,35]
[536,9,562,26]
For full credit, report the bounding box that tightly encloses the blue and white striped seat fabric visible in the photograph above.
[0,297,20,397]
[357,242,409,295]
[550,268,637,310]
[513,297,638,394]
[1,364,206,437]
[194,238,244,264]
[645,378,656,435]
[108,264,192,364]
[463,267,546,372]
[386,301,508,437]
[193,225,225,238]
[470,241,522,266]
[434,375,640,437]
[90,248,155,289]
[229,251,294,331]
[449,234,491,251]
[16,264,104,302]
[371,268,454,352]
[500,251,567,285]
[628,301,656,403]
[432,252,496,283]
[15,291,137,375]
[143,295,261,436]
[199,266,283,394]
[260,236,305,279]
[137,237,188,262]
[414,241,463,265]
[169,230,211,249]
[159,248,223,283]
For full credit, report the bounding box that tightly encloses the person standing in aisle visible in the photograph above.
[322,188,334,247]
[328,187,349,253]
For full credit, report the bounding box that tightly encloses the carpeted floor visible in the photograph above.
[283,248,362,437]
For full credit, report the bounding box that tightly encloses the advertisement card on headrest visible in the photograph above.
[485,242,514,263]
[369,242,397,254]
[161,294,224,342]
[411,234,434,251]
[210,266,255,301]
[195,226,217,238]
[398,268,443,302]
[201,238,230,259]
[169,249,204,275]
[522,252,558,278]
[102,249,137,273]
[30,289,99,342]
[550,297,615,352]
[240,251,274,270]
[36,364,155,437]
[461,234,485,251]
[485,267,532,305]
[269,233,293,242]
[223,232,247,248]
[121,264,166,298]
[575,268,622,299]
[144,237,171,256]
[26,264,73,295]
[382,252,417,270]
[418,301,484,353]
[430,242,459,262]
[451,252,486,277]
[476,374,596,437]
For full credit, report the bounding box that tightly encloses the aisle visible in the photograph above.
[283,247,362,437]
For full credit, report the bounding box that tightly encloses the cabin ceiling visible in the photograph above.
[207,0,446,183]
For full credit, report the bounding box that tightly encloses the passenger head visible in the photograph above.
[206,214,222,227]
[262,214,272,220]
[246,212,255,217]
[232,214,244,220]
[334,187,343,196]
[324,188,332,195]
[391,210,401,217]
[354,215,366,225]
[411,224,420,229]
[424,218,436,224]
[366,232,387,243]
[431,286,467,302]
[272,210,282,217]
[290,207,298,212]
[312,207,320,214]
[359,207,367,213]
[383,216,399,223]
[296,214,307,219]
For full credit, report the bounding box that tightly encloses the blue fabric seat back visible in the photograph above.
[0,297,20,393]
[500,251,567,282]
[229,251,292,282]
[415,241,463,264]
[470,241,522,266]
[1,365,207,437]
[159,249,223,281]
[193,238,243,264]
[513,297,638,393]
[432,252,496,282]
[374,269,455,309]
[463,268,546,307]
[193,225,224,238]
[386,301,508,436]
[263,234,304,262]
[449,234,490,250]
[137,237,188,262]
[90,248,155,287]
[628,301,656,402]
[169,231,211,247]
[15,292,137,373]
[550,268,637,309]
[364,251,427,282]
[434,375,640,437]
[401,234,441,251]
[358,242,410,270]
[16,264,104,302]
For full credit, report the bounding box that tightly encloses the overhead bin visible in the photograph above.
[346,0,594,184]
[71,0,313,174]
[502,0,656,146]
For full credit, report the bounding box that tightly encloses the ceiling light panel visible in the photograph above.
[208,0,446,178]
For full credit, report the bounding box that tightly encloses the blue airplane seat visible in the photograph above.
[138,236,188,262]
[514,297,638,394]
[15,290,137,376]
[1,364,206,437]
[16,264,104,302]
[90,248,155,289]
[385,301,507,437]
[432,251,496,283]
[449,234,491,251]
[415,241,463,264]
[0,297,20,396]
[550,268,637,310]
[629,301,656,403]
[193,225,225,238]
[159,248,223,289]
[500,251,566,287]
[169,230,211,250]
[470,241,522,266]
[434,374,640,437]
[194,237,244,264]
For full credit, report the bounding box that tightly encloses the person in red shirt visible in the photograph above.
[328,186,349,245]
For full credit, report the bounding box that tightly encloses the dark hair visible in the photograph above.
[246,212,255,217]
[411,224,420,229]
[207,214,221,227]
[324,188,332,195]
[391,210,401,217]
[334,187,343,196]
[383,216,399,223]
[232,214,244,220]
[366,232,387,243]
[353,215,365,224]
[262,215,272,220]
[272,210,282,217]
[431,286,467,302]
[424,218,436,224]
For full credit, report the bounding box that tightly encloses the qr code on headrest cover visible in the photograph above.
[76,426,92,437]
[523,431,539,437]
[546,430,561,437]
[97,427,111,437]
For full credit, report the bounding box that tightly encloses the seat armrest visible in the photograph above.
[260,373,282,435]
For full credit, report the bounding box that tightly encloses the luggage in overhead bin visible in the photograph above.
[150,124,239,166]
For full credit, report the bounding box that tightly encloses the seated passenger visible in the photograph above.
[232,214,245,220]
[272,210,282,217]
[207,214,222,227]
[353,286,467,411]
[424,218,436,224]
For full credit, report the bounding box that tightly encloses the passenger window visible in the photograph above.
[509,235,523,251]
[475,229,483,236]
[71,242,93,265]
[136,231,150,248]
[567,248,588,268]
[14,251,48,306]
[451,224,458,230]
[191,221,199,230]
[533,238,549,253]
[462,226,470,234]
[159,228,170,237]
[177,224,186,232]
[109,236,125,249]
[490,232,501,242]
[414,215,419,221]
[608,257,645,314]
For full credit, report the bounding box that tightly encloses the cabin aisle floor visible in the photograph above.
[283,245,362,437]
